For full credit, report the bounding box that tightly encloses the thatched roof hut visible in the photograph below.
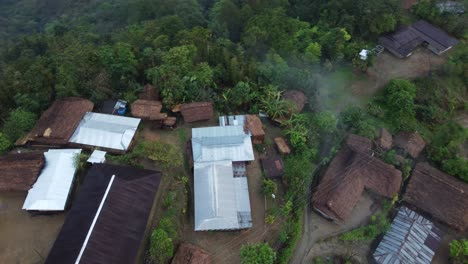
[313,135,402,222]
[245,115,265,144]
[130,100,166,120]
[21,97,94,146]
[404,163,468,231]
[283,90,307,113]
[171,243,211,264]
[180,102,213,123]
[378,128,393,150]
[0,152,45,191]
[138,84,158,100]
[394,132,426,158]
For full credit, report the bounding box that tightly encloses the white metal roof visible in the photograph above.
[23,149,81,211]
[87,150,107,164]
[69,112,141,151]
[373,206,442,264]
[191,126,254,163]
[194,161,252,231]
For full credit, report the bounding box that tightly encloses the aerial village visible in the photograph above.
[0,1,467,264]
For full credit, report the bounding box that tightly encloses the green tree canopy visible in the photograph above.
[240,243,276,264]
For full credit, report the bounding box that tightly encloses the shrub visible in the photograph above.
[163,191,177,208]
[149,228,174,263]
[143,141,183,169]
[449,239,468,264]
[442,157,468,183]
[158,217,177,238]
[262,178,277,196]
[0,133,11,154]
[2,108,37,142]
[240,243,276,264]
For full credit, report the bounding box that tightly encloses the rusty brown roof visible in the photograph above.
[25,97,94,146]
[283,90,307,113]
[313,135,402,222]
[0,152,45,191]
[130,99,166,120]
[171,243,212,264]
[180,102,213,123]
[394,131,426,158]
[404,163,468,231]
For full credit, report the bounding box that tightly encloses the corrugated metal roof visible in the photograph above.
[191,126,254,163]
[373,206,442,264]
[87,150,106,164]
[194,161,252,231]
[69,112,141,151]
[23,149,81,211]
[219,115,246,127]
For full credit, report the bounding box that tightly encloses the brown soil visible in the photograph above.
[0,192,66,264]
[291,192,377,264]
[351,48,448,101]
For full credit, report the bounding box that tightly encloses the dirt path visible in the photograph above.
[290,193,377,264]
[0,192,66,264]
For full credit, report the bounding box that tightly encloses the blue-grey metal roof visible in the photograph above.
[373,206,443,264]
[191,126,254,163]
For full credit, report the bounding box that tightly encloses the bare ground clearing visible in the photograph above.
[0,192,66,264]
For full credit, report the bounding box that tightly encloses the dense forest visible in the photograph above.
[0,1,466,262]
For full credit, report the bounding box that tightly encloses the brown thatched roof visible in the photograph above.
[404,163,468,231]
[394,132,426,158]
[180,102,213,123]
[313,134,402,222]
[0,152,45,191]
[138,84,158,100]
[245,115,265,144]
[171,243,211,264]
[283,90,307,113]
[130,100,166,120]
[24,97,94,146]
[378,128,393,150]
[274,137,291,155]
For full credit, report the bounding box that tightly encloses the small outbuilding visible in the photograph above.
[131,99,167,120]
[373,206,443,264]
[404,163,468,231]
[274,137,291,155]
[260,150,284,179]
[180,102,214,123]
[172,243,211,264]
[19,97,94,146]
[394,131,426,158]
[219,115,265,144]
[0,152,45,191]
[45,164,162,264]
[283,90,307,113]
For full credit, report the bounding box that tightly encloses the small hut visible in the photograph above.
[394,131,426,158]
[274,137,291,155]
[260,151,284,179]
[171,243,211,264]
[138,84,158,100]
[130,99,167,120]
[180,102,213,123]
[283,90,307,113]
[377,128,393,150]
[245,115,265,144]
[0,152,45,191]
